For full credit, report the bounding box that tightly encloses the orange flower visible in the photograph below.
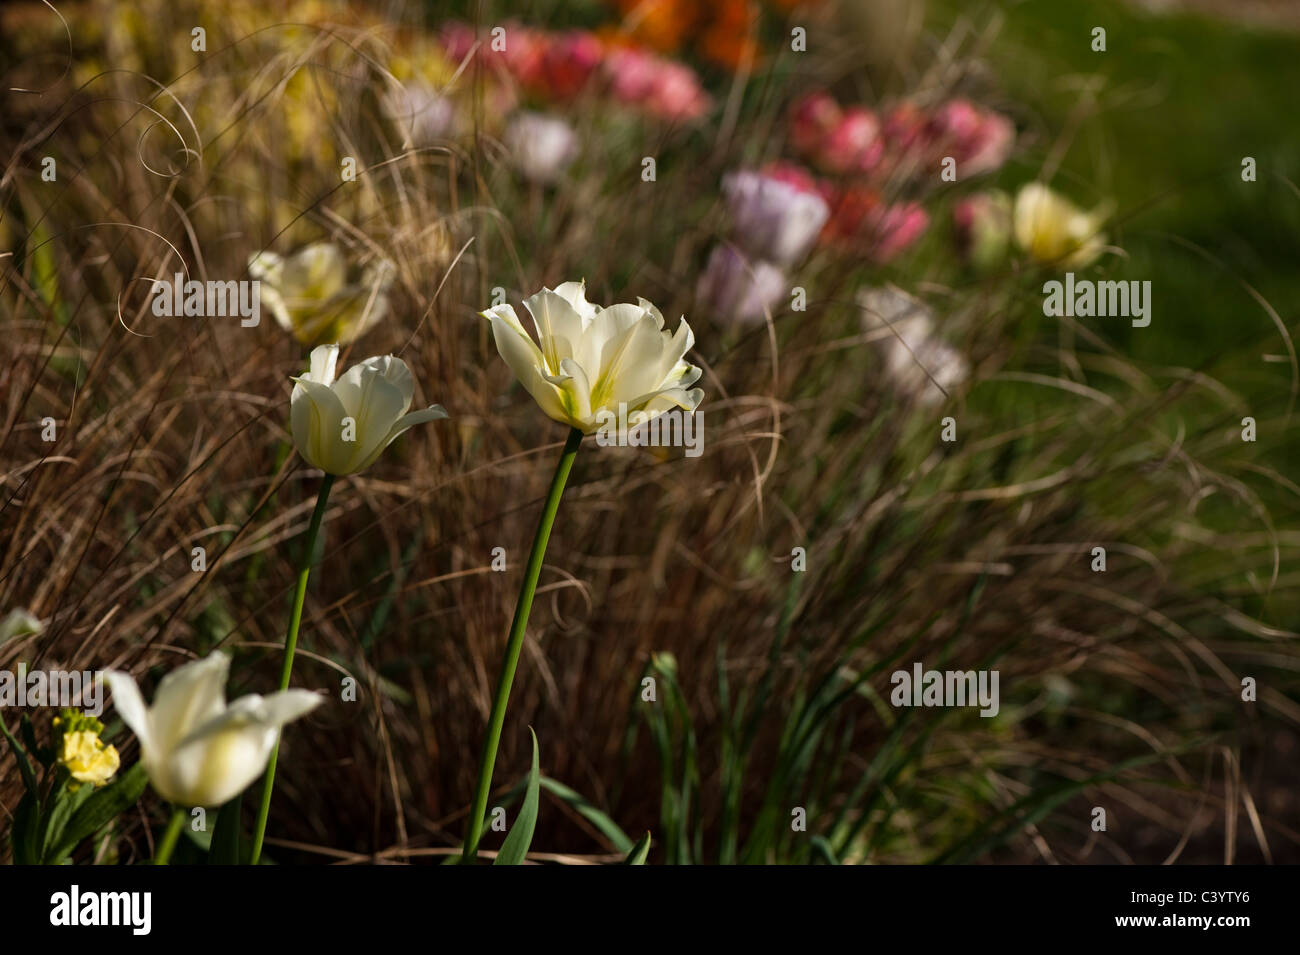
[609,0,696,53]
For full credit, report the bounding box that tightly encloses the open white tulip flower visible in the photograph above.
[104,654,322,808]
[290,344,448,476]
[249,243,394,346]
[481,281,704,434]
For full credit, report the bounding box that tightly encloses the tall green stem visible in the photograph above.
[249,473,336,865]
[461,427,582,863]
[153,805,186,866]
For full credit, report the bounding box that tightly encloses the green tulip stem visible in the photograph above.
[249,473,336,865]
[461,427,583,863]
[153,805,186,865]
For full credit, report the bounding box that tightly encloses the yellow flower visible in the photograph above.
[1012,182,1111,268]
[59,729,121,788]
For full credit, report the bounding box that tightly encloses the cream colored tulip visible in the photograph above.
[1012,182,1111,268]
[290,344,447,476]
[249,243,394,345]
[104,654,322,807]
[481,282,704,434]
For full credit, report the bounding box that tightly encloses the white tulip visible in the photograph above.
[504,111,578,184]
[481,282,704,434]
[859,286,967,406]
[290,344,448,476]
[382,81,456,147]
[1012,182,1110,268]
[104,654,322,807]
[249,243,394,346]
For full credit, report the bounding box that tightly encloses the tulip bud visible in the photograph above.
[953,190,1012,271]
[290,344,448,476]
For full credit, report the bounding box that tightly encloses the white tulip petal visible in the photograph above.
[550,357,594,428]
[522,288,584,372]
[371,354,416,408]
[595,313,674,409]
[290,376,352,474]
[386,404,449,441]
[167,719,276,807]
[306,344,340,386]
[346,371,413,469]
[261,287,294,332]
[553,280,597,322]
[148,653,230,754]
[104,670,154,754]
[231,688,325,728]
[247,251,284,285]
[485,309,571,424]
[284,243,347,300]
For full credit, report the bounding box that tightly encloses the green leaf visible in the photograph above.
[12,791,42,865]
[0,716,40,797]
[40,777,92,862]
[538,777,634,854]
[623,832,651,865]
[45,763,147,863]
[493,728,540,866]
[20,714,53,769]
[208,795,243,865]
[810,835,839,865]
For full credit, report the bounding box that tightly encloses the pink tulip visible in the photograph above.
[820,107,884,174]
[789,91,841,157]
[927,99,1014,177]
